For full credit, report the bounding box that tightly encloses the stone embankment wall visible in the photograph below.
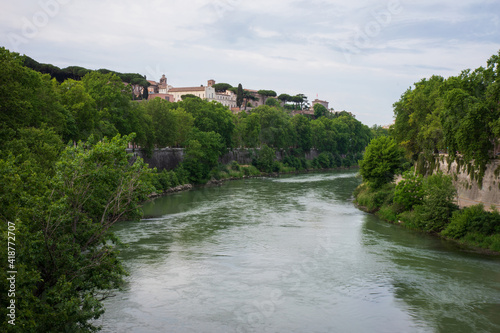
[435,157,500,211]
[127,148,185,171]
[128,148,321,171]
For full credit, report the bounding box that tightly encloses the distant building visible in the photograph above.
[311,99,329,109]
[148,93,174,101]
[215,89,237,109]
[244,89,266,108]
[147,74,174,101]
[168,79,216,102]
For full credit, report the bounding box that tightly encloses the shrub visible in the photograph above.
[394,171,424,210]
[359,136,406,188]
[412,172,458,232]
[230,160,241,171]
[253,144,276,173]
[442,205,500,239]
[354,183,395,212]
[377,204,400,222]
[317,152,333,168]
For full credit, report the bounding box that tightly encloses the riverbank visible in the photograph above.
[149,162,358,198]
[354,180,500,255]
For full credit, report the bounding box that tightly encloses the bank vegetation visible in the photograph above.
[355,50,500,254]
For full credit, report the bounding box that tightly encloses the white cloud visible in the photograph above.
[1,0,499,126]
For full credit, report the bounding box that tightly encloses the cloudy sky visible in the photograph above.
[2,0,500,126]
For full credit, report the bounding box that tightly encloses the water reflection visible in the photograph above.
[361,216,500,333]
[101,171,500,333]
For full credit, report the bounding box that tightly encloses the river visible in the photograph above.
[99,170,500,333]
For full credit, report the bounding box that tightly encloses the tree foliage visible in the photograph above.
[412,172,458,232]
[182,129,223,183]
[392,50,500,183]
[0,135,153,332]
[313,103,329,118]
[394,171,424,210]
[359,136,406,188]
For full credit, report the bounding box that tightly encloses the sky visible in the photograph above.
[1,0,500,126]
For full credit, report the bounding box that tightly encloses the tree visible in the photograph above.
[413,172,458,232]
[213,83,232,92]
[236,83,244,108]
[257,89,277,105]
[58,79,98,141]
[171,107,194,147]
[145,98,178,147]
[242,90,258,110]
[254,144,277,173]
[0,47,70,142]
[233,112,261,148]
[394,170,424,210]
[81,71,131,139]
[180,98,235,149]
[277,93,292,105]
[181,94,201,101]
[293,94,308,110]
[359,136,406,188]
[291,114,312,151]
[313,103,328,118]
[0,134,153,332]
[291,95,303,109]
[181,129,223,183]
[252,105,293,149]
[265,98,280,107]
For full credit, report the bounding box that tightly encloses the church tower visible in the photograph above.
[159,74,168,94]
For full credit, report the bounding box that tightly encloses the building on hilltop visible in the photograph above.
[147,74,174,101]
[311,99,329,109]
[168,79,216,102]
[244,89,265,108]
[215,89,237,109]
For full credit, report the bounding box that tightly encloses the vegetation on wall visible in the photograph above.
[392,51,500,184]
[355,50,500,253]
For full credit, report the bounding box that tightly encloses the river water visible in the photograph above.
[99,170,500,333]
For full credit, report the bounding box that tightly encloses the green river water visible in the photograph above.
[99,170,500,333]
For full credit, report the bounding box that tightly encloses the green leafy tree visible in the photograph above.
[265,98,280,107]
[359,136,406,188]
[182,129,223,183]
[313,103,329,118]
[234,112,261,148]
[236,83,244,108]
[257,90,277,105]
[181,94,201,101]
[58,79,98,141]
[213,83,232,92]
[242,90,258,110]
[293,94,308,110]
[277,93,292,105]
[254,144,277,173]
[0,47,70,142]
[413,172,458,232]
[180,98,235,149]
[394,170,424,210]
[311,117,338,153]
[0,134,153,332]
[252,105,293,149]
[145,98,178,147]
[291,114,312,151]
[81,71,131,138]
[171,107,194,147]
